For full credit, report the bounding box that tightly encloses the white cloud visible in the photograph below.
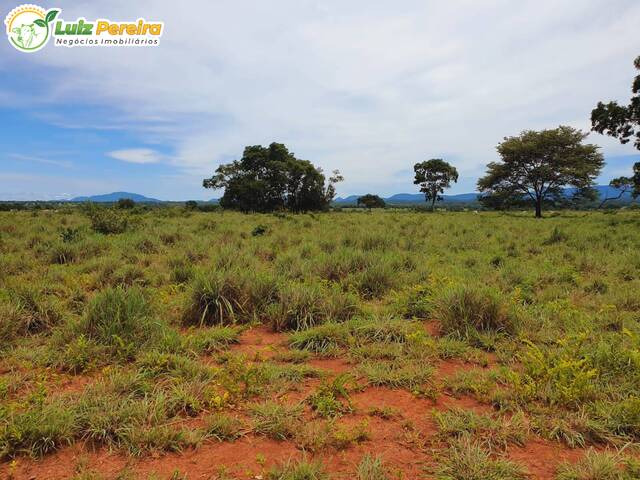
[108,148,162,164]
[2,0,640,196]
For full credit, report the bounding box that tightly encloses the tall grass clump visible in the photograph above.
[53,286,172,363]
[435,285,517,339]
[5,285,64,334]
[182,269,278,326]
[268,281,358,331]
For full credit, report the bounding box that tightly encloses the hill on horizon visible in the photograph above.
[63,186,638,206]
[334,185,637,205]
[70,192,162,203]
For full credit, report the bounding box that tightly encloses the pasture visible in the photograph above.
[1,207,639,479]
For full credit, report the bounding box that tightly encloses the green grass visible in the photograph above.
[433,437,528,480]
[1,208,640,469]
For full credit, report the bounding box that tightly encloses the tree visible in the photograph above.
[477,126,604,218]
[203,143,342,212]
[413,159,459,210]
[600,162,640,207]
[357,194,386,209]
[185,200,198,210]
[599,176,634,208]
[591,55,640,150]
[116,198,135,209]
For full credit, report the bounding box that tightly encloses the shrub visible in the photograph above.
[116,198,135,209]
[435,285,517,339]
[307,374,353,417]
[87,208,129,234]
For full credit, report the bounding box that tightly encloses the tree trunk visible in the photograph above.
[535,199,542,218]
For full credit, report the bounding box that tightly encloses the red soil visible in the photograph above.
[0,325,596,480]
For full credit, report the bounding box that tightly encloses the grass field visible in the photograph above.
[1,207,640,479]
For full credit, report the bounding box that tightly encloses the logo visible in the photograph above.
[5,4,163,52]
[5,4,58,52]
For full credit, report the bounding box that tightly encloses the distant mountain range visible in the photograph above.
[70,192,162,203]
[334,192,479,204]
[67,186,636,205]
[334,185,637,205]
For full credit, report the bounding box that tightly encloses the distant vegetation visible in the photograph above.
[356,194,386,209]
[202,142,343,213]
[413,159,459,210]
[478,126,604,218]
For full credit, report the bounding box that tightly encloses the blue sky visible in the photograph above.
[1,0,639,200]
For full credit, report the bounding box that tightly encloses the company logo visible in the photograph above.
[5,4,58,52]
[5,4,163,52]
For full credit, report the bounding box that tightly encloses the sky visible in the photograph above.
[0,0,639,201]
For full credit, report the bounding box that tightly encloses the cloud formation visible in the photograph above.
[1,0,640,198]
[108,148,162,164]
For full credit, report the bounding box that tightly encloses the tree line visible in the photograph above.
[204,55,640,217]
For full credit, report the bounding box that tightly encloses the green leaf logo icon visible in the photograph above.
[45,10,58,23]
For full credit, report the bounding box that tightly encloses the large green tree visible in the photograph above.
[591,55,640,150]
[477,126,604,218]
[203,143,342,212]
[413,159,459,210]
[357,194,386,209]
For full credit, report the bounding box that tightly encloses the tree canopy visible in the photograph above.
[413,159,459,210]
[203,143,342,212]
[591,55,640,151]
[477,126,604,218]
[357,194,386,209]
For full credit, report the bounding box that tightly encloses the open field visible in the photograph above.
[1,207,640,479]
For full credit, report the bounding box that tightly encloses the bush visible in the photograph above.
[87,207,129,234]
[436,285,517,339]
[116,198,135,209]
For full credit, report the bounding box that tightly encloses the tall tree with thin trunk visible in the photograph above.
[478,126,604,218]
[413,159,458,210]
